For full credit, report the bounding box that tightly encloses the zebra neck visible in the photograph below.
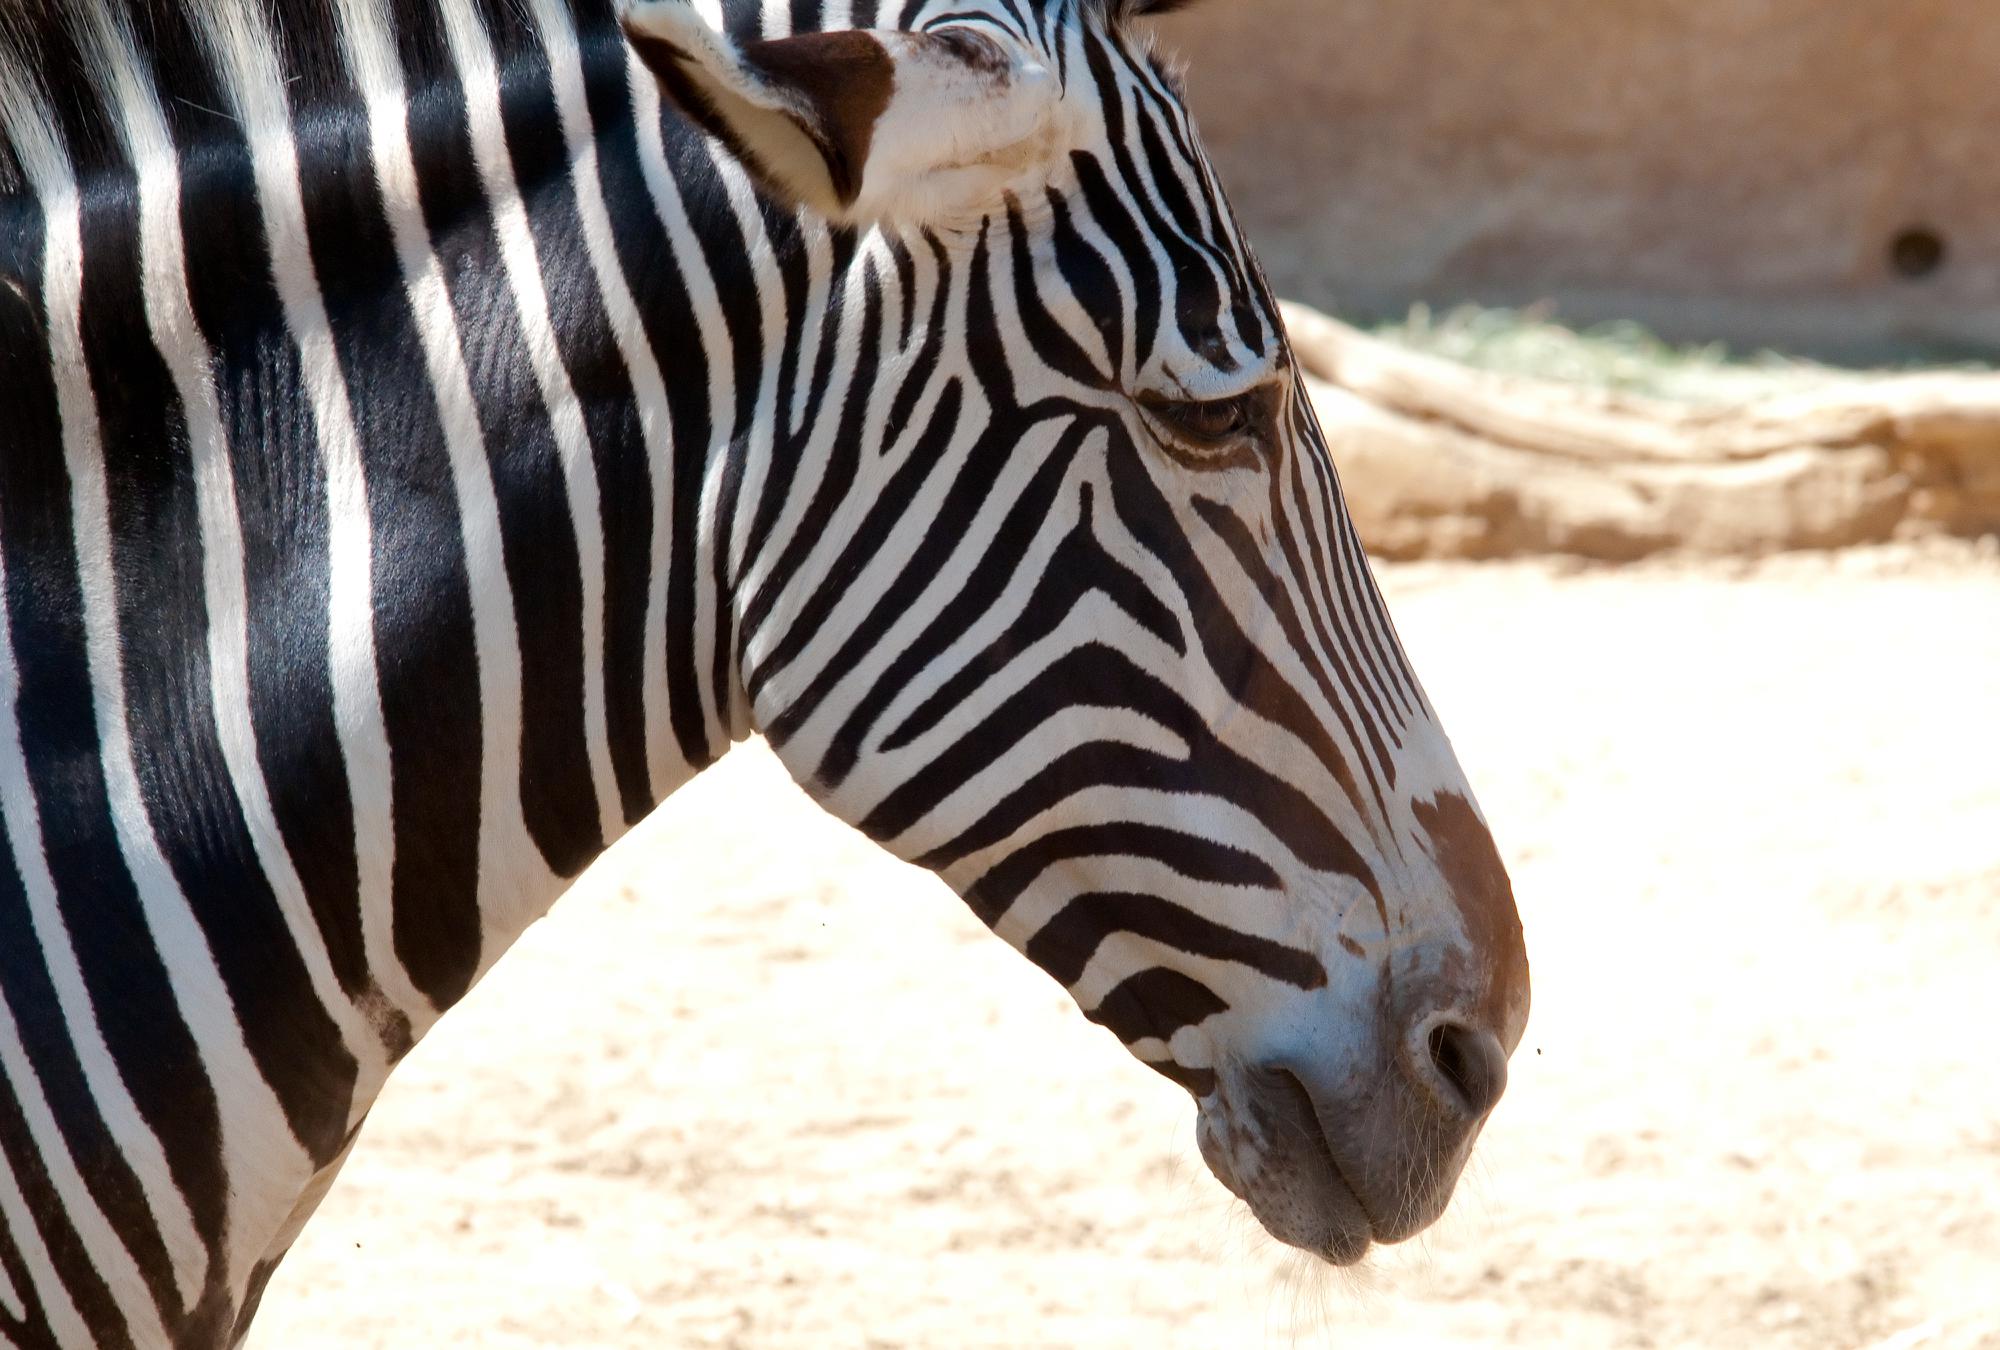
[355,27,788,1019]
[0,0,836,1322]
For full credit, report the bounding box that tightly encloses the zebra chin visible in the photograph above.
[1179,968,1518,1264]
[1194,1084,1377,1266]
[1192,1054,1483,1266]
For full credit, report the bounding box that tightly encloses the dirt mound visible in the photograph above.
[1288,303,2000,559]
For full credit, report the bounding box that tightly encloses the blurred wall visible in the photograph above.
[1152,0,2000,363]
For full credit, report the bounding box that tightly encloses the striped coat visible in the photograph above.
[0,0,1529,1343]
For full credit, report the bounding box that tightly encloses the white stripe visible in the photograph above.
[0,50,67,196]
[734,235,935,687]
[806,421,1068,755]
[329,0,556,956]
[0,64,215,1316]
[731,228,859,648]
[1281,428,1403,724]
[524,0,685,815]
[666,59,780,744]
[1110,64,1248,365]
[0,985,171,1347]
[93,5,394,1107]
[863,232,952,475]
[0,1246,21,1323]
[41,157,307,1304]
[771,192,831,507]
[0,455,210,1313]
[0,1140,90,1348]
[190,2,437,1031]
[627,65,742,773]
[441,2,624,851]
[1269,445,1405,777]
[1053,122,1144,389]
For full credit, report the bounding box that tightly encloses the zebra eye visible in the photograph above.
[1138,388,1268,459]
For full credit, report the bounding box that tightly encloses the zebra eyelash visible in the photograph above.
[1135,384,1278,466]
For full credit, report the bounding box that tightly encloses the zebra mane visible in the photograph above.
[0,0,239,193]
[0,0,1197,197]
[0,0,622,196]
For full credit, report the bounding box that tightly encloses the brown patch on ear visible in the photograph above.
[1413,791,1530,1027]
[741,32,895,207]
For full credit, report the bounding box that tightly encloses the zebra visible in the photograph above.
[0,0,1531,1342]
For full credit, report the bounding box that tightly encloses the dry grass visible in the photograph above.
[1373,304,1992,405]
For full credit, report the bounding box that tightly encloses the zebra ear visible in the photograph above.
[622,4,1065,226]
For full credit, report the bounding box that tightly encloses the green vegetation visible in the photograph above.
[1370,303,1990,405]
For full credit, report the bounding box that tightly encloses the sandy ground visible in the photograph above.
[249,546,2000,1349]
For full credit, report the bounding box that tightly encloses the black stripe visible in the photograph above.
[1069,150,1159,369]
[593,41,727,769]
[1127,64,1268,355]
[887,233,919,355]
[1191,495,1394,812]
[488,11,610,876]
[803,411,1086,787]
[1101,436,1374,822]
[724,0,767,43]
[568,41,661,827]
[964,822,1280,927]
[1081,37,1222,359]
[1316,416,1423,711]
[739,245,888,693]
[737,217,852,595]
[1278,407,1413,737]
[313,52,486,1010]
[874,642,1379,895]
[880,233,949,450]
[83,152,357,1166]
[1048,187,1125,377]
[471,0,546,62]
[1029,891,1326,989]
[0,851,183,1326]
[0,1043,136,1348]
[158,7,385,1034]
[877,478,1184,752]
[1087,967,1226,1046]
[1006,201,1109,389]
[1130,104,1232,357]
[0,1188,58,1348]
[389,0,459,94]
[0,199,232,1300]
[759,374,966,749]
[958,220,1019,411]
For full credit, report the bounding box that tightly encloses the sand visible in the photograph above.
[248,545,2000,1349]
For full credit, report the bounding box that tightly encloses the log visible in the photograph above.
[1283,301,2000,559]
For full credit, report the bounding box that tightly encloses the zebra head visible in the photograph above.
[624,0,1530,1264]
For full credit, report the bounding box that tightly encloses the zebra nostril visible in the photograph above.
[1421,1018,1508,1119]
